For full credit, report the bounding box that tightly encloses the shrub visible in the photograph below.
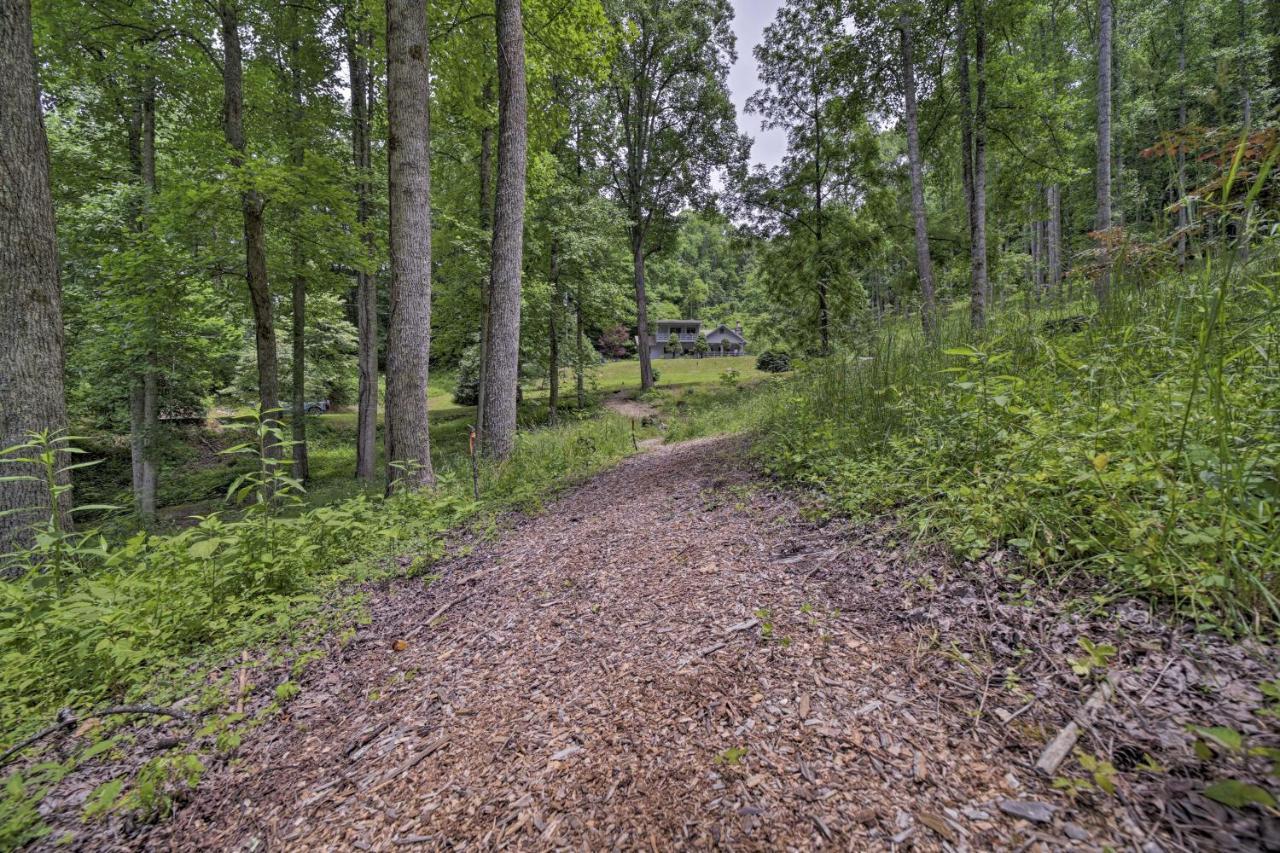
[453,343,480,405]
[596,325,633,359]
[755,350,792,373]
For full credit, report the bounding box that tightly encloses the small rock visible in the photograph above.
[1063,822,1089,841]
[962,807,991,821]
[998,799,1055,824]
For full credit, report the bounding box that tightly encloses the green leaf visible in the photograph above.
[1189,725,1243,752]
[1203,779,1276,809]
[188,539,221,559]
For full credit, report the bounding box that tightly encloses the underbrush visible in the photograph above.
[662,378,781,443]
[756,246,1279,634]
[0,412,636,762]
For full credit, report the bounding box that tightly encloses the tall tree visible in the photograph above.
[0,0,72,549]
[1094,0,1113,302]
[286,9,310,482]
[479,0,528,459]
[748,0,850,353]
[957,0,978,319]
[603,0,743,390]
[969,0,989,328]
[384,0,435,489]
[898,13,938,337]
[346,4,378,481]
[217,0,281,449]
[127,68,160,522]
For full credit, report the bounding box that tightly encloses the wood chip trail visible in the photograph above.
[151,437,1162,850]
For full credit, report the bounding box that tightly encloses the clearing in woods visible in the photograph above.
[136,437,1268,850]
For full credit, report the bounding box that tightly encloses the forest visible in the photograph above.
[0,0,1278,846]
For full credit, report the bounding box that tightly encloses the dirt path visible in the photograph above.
[143,437,1274,851]
[602,389,658,421]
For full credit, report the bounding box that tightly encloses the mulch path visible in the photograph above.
[60,436,1279,850]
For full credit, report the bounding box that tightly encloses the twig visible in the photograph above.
[1,705,190,767]
[235,649,250,714]
[1139,658,1178,706]
[1035,677,1114,776]
[970,671,993,738]
[367,735,449,794]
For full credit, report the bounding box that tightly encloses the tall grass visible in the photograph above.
[757,238,1280,633]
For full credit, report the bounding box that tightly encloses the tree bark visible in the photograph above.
[347,15,378,481]
[288,27,310,483]
[218,0,281,451]
[970,0,989,328]
[1047,183,1062,291]
[127,72,159,523]
[1176,0,1189,270]
[898,15,938,338]
[575,281,585,409]
[1095,0,1113,302]
[384,0,435,489]
[475,78,493,447]
[0,0,73,550]
[633,242,655,389]
[957,0,979,322]
[812,84,830,354]
[480,0,527,460]
[1238,0,1251,129]
[548,239,560,425]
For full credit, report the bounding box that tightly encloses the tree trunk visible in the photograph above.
[1047,184,1062,291]
[347,16,378,481]
[288,29,310,483]
[1176,1,1189,270]
[898,15,938,338]
[1238,0,1252,129]
[128,72,159,523]
[218,0,280,451]
[957,0,978,321]
[633,242,655,390]
[813,88,830,354]
[548,239,560,425]
[1095,0,1113,302]
[475,78,493,447]
[480,0,527,460]
[575,281,585,409]
[384,0,435,489]
[970,0,990,328]
[0,0,72,550]
[1269,0,1280,96]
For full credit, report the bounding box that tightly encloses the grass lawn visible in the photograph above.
[78,355,767,526]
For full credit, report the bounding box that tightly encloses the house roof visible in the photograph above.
[707,323,746,341]
[655,319,701,326]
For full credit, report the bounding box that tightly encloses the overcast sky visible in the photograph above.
[729,0,788,171]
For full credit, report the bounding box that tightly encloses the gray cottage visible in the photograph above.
[650,320,747,360]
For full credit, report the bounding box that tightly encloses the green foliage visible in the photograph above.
[715,746,748,766]
[0,414,469,742]
[756,242,1280,633]
[755,350,792,373]
[453,342,482,407]
[1069,637,1117,678]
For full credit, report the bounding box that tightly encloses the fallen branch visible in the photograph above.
[1035,678,1114,776]
[0,705,190,767]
